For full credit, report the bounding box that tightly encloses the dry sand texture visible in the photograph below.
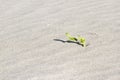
[0,0,120,80]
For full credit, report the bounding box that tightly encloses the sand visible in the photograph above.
[0,0,120,80]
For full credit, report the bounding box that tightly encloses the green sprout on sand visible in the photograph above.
[65,33,86,47]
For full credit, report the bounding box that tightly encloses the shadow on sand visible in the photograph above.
[53,39,84,46]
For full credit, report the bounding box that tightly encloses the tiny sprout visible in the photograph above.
[65,33,86,47]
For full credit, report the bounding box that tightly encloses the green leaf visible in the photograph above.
[77,35,86,47]
[65,33,77,42]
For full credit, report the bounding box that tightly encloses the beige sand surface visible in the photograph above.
[0,0,120,80]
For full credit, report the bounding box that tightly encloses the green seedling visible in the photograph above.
[65,33,86,47]
[65,33,77,42]
[77,35,86,47]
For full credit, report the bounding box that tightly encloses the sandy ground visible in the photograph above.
[0,0,120,80]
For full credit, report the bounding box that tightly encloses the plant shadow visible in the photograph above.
[53,39,84,46]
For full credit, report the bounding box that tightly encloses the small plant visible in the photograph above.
[65,33,86,47]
